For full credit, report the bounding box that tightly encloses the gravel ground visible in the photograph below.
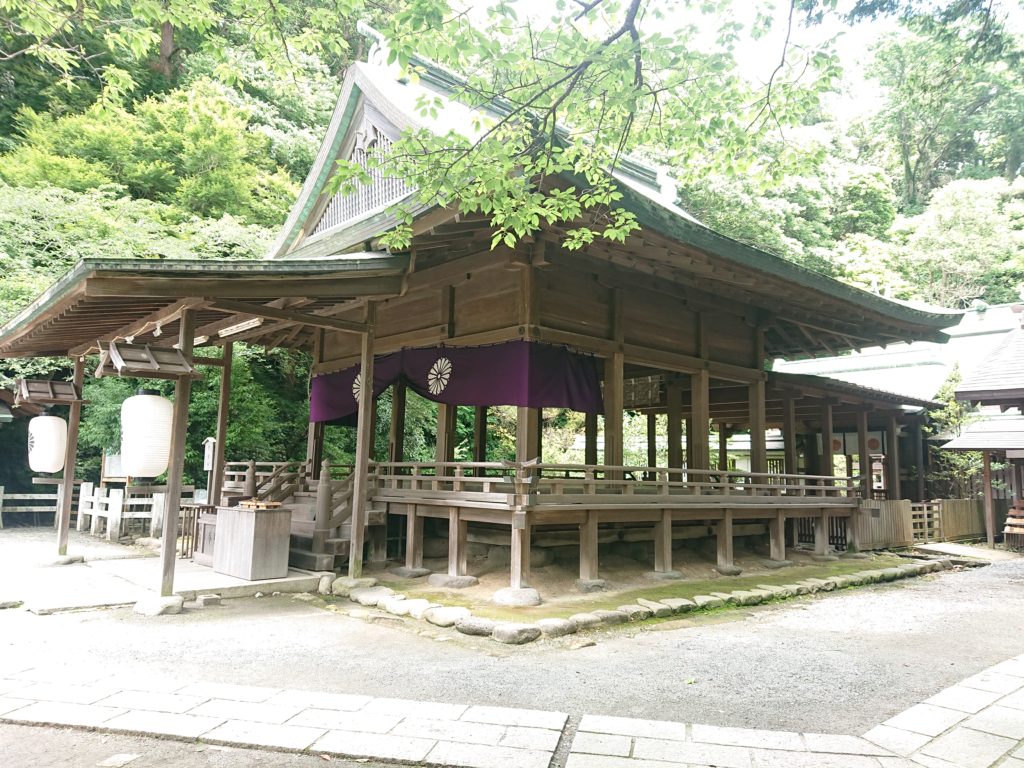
[2,559,1023,737]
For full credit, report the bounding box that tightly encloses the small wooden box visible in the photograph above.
[213,505,291,581]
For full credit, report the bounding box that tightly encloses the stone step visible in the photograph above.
[288,548,336,571]
[289,534,350,555]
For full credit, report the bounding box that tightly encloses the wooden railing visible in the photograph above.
[911,501,942,543]
[372,460,861,508]
[76,482,194,541]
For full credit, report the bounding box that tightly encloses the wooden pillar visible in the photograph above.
[748,379,767,475]
[716,509,734,569]
[886,415,901,501]
[56,356,85,556]
[646,413,658,472]
[690,369,710,471]
[406,510,423,568]
[857,409,871,500]
[983,451,995,548]
[389,381,407,463]
[510,519,531,588]
[584,412,598,465]
[814,512,831,557]
[667,383,683,474]
[209,342,232,506]
[579,510,599,580]
[516,407,540,462]
[912,421,926,502]
[472,405,487,463]
[717,424,729,472]
[436,403,456,464]
[447,508,467,576]
[160,309,195,597]
[654,509,673,572]
[348,304,375,579]
[684,418,694,471]
[535,408,543,461]
[603,354,624,467]
[306,331,325,480]
[782,395,798,476]
[769,509,786,562]
[821,403,834,482]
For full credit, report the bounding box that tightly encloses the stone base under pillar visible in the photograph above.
[715,564,743,576]
[760,559,793,569]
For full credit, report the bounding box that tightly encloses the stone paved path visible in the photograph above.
[4,654,1024,767]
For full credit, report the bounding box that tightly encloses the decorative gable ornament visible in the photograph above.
[15,378,83,406]
[94,341,199,380]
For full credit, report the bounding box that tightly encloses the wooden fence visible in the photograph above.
[76,483,194,541]
[859,500,914,550]
[859,498,991,549]
[0,480,82,528]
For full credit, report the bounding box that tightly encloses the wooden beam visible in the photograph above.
[718,423,729,472]
[160,308,195,596]
[886,415,900,501]
[690,369,710,471]
[516,407,540,462]
[646,413,658,470]
[209,341,232,506]
[821,403,835,480]
[782,396,798,476]
[207,299,368,334]
[390,381,407,463]
[56,357,85,556]
[85,276,404,299]
[306,331,325,478]
[667,383,683,473]
[983,451,995,548]
[585,412,598,465]
[68,298,206,356]
[857,408,871,500]
[348,304,376,578]
[473,406,487,463]
[604,354,624,467]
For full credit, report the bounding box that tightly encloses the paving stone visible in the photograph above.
[0,678,28,696]
[862,724,932,756]
[749,749,882,768]
[565,755,674,768]
[881,703,967,737]
[755,584,793,598]
[313,729,436,762]
[202,719,325,750]
[176,681,277,703]
[423,606,471,627]
[879,567,903,581]
[456,616,498,636]
[635,598,672,617]
[500,725,562,751]
[492,587,542,607]
[5,701,125,727]
[797,580,822,593]
[632,737,752,767]
[749,588,779,602]
[579,714,687,741]
[318,574,334,594]
[392,716,506,745]
[571,731,633,756]
[132,595,184,616]
[95,690,208,714]
[575,579,607,593]
[426,740,552,768]
[405,599,442,620]
[426,573,479,589]
[286,708,401,733]
[349,586,395,607]
[616,604,655,621]
[390,566,431,578]
[659,597,696,613]
[962,672,1024,696]
[692,723,804,750]
[787,583,810,595]
[462,705,567,730]
[919,725,1016,768]
[536,617,577,637]
[568,612,603,629]
[188,698,304,724]
[999,758,1024,768]
[989,659,1024,678]
[805,577,836,591]
[730,590,763,606]
[593,610,629,625]
[909,753,964,768]
[195,593,221,607]
[103,710,225,739]
[13,682,118,705]
[692,594,725,609]
[711,591,740,604]
[875,759,919,768]
[0,697,32,716]
[492,623,542,644]
[376,595,408,613]
[924,684,1003,714]
[361,697,467,720]
[963,704,1024,739]
[95,753,141,767]
[802,732,891,755]
[263,691,370,714]
[330,577,377,596]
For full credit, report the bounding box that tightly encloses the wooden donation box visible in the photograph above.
[213,504,291,580]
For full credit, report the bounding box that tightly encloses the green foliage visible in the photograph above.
[926,366,983,498]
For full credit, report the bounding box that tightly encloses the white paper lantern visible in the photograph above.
[121,391,173,477]
[28,415,67,473]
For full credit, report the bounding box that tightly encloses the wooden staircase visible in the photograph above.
[263,463,386,571]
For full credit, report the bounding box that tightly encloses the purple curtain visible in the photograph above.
[309,340,603,423]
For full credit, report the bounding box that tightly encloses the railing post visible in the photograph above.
[453,466,465,493]
[0,485,4,530]
[313,459,332,554]
[243,460,257,498]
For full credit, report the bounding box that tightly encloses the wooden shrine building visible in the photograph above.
[0,27,958,596]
